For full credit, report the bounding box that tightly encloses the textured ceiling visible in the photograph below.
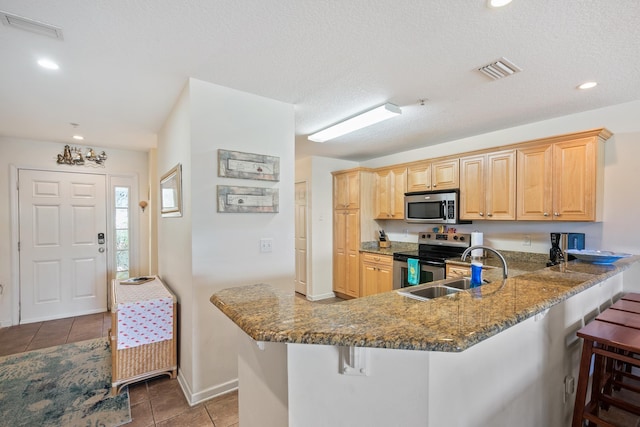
[1,0,639,161]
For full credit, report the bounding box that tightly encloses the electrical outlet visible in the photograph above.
[523,234,531,246]
[260,238,273,253]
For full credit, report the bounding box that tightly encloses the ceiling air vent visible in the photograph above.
[0,10,63,40]
[477,57,521,80]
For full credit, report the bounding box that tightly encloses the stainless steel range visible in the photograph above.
[393,232,471,289]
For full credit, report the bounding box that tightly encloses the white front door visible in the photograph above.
[294,181,308,295]
[18,169,108,323]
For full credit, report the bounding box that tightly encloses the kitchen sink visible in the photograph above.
[439,277,472,290]
[397,284,462,301]
[396,276,480,301]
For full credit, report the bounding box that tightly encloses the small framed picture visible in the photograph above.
[218,149,280,182]
[160,164,182,217]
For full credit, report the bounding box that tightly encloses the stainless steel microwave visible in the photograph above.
[404,190,466,224]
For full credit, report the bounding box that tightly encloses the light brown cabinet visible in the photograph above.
[334,170,360,209]
[360,253,393,297]
[332,169,376,299]
[374,167,407,219]
[407,158,459,192]
[516,129,610,221]
[446,264,471,278]
[460,150,516,220]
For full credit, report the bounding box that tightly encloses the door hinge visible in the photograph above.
[18,241,20,251]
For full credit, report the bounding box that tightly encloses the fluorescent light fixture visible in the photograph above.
[578,81,598,90]
[488,0,513,7]
[37,58,59,70]
[73,135,84,140]
[308,103,402,143]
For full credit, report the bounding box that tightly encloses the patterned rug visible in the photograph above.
[0,338,131,426]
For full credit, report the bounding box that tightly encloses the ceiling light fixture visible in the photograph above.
[37,58,59,70]
[488,0,513,7]
[308,103,402,143]
[73,135,84,140]
[578,81,598,90]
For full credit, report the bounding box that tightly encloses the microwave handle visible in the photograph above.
[441,201,447,220]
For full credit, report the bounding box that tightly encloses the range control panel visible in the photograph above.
[418,232,471,247]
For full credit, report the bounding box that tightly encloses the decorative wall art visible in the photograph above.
[56,144,107,166]
[217,185,279,213]
[160,164,182,217]
[218,149,280,182]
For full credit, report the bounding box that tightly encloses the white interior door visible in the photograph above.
[294,182,309,295]
[18,169,108,323]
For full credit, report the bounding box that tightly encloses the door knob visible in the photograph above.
[99,247,105,253]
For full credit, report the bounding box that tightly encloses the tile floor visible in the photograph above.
[0,312,238,427]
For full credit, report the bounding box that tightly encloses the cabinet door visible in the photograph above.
[333,211,347,294]
[517,144,553,220]
[553,137,597,221]
[407,162,431,192]
[459,155,485,220]
[391,167,407,219]
[376,263,393,294]
[361,261,379,297]
[374,169,392,219]
[345,210,360,297]
[485,150,516,220]
[375,167,406,219]
[432,159,459,190]
[334,171,360,209]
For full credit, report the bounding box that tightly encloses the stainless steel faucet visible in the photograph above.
[461,245,509,279]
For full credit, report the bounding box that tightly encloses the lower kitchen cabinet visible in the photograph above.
[446,264,470,278]
[360,253,393,297]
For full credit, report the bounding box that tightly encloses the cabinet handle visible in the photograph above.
[543,212,549,217]
[554,212,560,217]
[433,184,437,188]
[479,212,484,216]
[487,213,492,217]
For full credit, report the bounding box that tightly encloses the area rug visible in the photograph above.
[0,338,131,427]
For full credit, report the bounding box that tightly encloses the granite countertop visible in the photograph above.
[360,241,417,256]
[210,256,640,352]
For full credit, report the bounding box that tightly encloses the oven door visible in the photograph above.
[393,260,445,289]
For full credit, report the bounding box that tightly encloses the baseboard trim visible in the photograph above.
[0,319,13,327]
[177,370,238,406]
[306,292,336,301]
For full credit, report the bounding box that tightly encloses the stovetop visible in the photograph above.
[393,232,471,263]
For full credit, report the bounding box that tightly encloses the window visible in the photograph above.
[114,186,130,279]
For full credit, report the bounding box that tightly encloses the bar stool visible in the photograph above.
[572,312,640,426]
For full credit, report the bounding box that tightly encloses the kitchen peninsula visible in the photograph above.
[211,256,639,427]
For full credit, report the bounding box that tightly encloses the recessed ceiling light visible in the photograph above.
[73,135,84,140]
[578,81,598,90]
[488,0,513,7]
[37,58,59,70]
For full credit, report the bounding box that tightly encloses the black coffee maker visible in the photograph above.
[547,232,586,266]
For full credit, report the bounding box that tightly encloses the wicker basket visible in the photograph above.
[110,279,177,395]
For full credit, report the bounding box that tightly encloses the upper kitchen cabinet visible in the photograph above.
[516,128,611,221]
[407,158,459,192]
[460,150,516,220]
[334,169,360,209]
[374,166,407,219]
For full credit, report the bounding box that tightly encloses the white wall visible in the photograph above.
[157,83,195,389]
[0,136,149,326]
[295,156,358,299]
[157,78,295,403]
